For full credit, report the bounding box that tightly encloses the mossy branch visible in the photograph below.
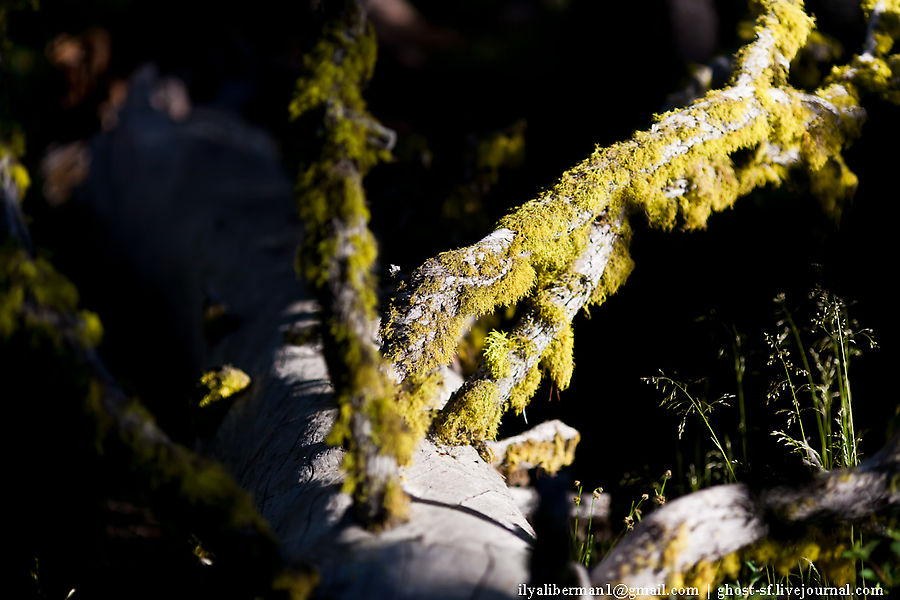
[485,419,581,480]
[1,144,32,249]
[433,210,629,443]
[591,435,900,593]
[382,0,812,385]
[292,0,413,526]
[391,0,898,444]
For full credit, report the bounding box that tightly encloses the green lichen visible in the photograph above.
[540,322,574,391]
[198,365,251,408]
[292,3,419,524]
[483,329,516,379]
[497,430,580,479]
[509,363,542,415]
[657,531,860,598]
[433,380,501,443]
[590,224,635,306]
[0,246,102,349]
[1,143,30,193]
[743,533,855,585]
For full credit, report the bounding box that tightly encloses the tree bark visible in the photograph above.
[592,437,900,590]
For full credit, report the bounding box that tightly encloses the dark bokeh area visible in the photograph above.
[5,0,900,595]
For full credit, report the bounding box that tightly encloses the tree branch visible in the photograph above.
[426,0,883,444]
[591,436,900,591]
[433,211,628,442]
[291,0,412,526]
[1,147,32,249]
[486,419,582,482]
[382,1,824,390]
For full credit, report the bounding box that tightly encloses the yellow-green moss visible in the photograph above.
[367,390,418,464]
[657,531,851,598]
[863,0,900,55]
[292,10,388,316]
[540,322,574,391]
[0,246,102,350]
[395,370,444,443]
[438,215,636,442]
[77,309,104,348]
[743,534,854,585]
[289,14,376,125]
[272,569,320,600]
[483,329,519,379]
[292,5,419,523]
[830,55,899,102]
[662,523,691,576]
[509,363,542,415]
[456,311,506,373]
[107,388,320,596]
[618,522,741,598]
[198,365,251,408]
[381,478,410,523]
[1,145,30,193]
[352,0,899,527]
[497,430,580,478]
[383,249,537,387]
[591,224,635,306]
[662,552,743,598]
[433,380,501,443]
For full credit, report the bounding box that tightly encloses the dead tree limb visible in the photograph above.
[290,0,412,526]
[422,0,882,445]
[591,436,900,592]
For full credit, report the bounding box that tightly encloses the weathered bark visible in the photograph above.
[486,420,582,477]
[291,0,408,526]
[592,436,900,590]
[433,211,626,443]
